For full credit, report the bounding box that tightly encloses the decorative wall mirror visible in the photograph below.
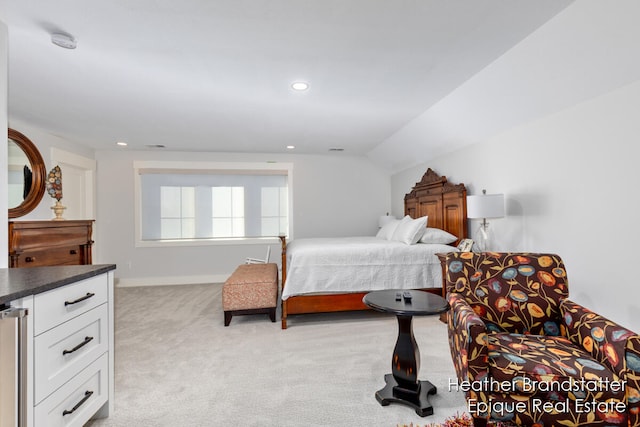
[8,128,46,218]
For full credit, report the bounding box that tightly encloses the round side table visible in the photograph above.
[363,290,450,417]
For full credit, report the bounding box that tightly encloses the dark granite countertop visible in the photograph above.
[0,264,117,306]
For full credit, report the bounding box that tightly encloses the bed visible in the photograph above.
[279,168,468,328]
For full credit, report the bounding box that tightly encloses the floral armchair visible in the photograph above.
[445,252,640,427]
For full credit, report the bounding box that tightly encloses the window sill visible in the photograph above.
[135,236,284,248]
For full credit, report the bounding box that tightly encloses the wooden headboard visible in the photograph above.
[404,168,468,243]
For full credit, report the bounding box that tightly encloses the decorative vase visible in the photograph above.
[51,200,66,221]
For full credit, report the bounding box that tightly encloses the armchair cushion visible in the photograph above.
[489,333,625,401]
[446,252,568,335]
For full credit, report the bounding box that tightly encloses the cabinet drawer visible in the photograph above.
[35,304,108,404]
[34,353,108,427]
[34,274,107,335]
[18,246,85,267]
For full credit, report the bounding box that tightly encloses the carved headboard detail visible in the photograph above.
[404,168,468,243]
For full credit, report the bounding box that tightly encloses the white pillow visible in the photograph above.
[376,218,401,240]
[419,227,457,244]
[391,215,428,245]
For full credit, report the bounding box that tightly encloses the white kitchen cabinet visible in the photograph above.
[0,265,115,427]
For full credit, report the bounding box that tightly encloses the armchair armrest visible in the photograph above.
[447,293,490,391]
[561,299,640,425]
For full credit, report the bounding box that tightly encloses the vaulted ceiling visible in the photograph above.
[2,1,573,167]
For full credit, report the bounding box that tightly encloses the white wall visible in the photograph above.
[392,80,640,333]
[95,149,390,285]
[0,21,7,267]
[387,0,640,333]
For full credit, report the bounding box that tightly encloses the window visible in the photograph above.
[261,186,288,236]
[135,161,292,245]
[160,186,195,239]
[211,186,245,237]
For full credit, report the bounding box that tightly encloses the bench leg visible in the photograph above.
[281,299,288,329]
[225,308,277,326]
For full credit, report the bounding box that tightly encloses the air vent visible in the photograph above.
[145,144,166,149]
[329,148,344,152]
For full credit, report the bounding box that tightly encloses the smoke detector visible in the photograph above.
[51,33,77,49]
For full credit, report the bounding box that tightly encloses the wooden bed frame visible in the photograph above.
[279,168,467,329]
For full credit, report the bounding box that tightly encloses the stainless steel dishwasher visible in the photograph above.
[0,304,29,427]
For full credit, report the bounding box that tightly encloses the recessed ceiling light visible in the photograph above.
[116,141,127,146]
[51,33,77,49]
[291,82,309,91]
[286,145,295,150]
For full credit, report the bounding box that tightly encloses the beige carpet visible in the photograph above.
[87,283,468,426]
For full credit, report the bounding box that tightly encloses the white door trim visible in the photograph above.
[50,148,96,219]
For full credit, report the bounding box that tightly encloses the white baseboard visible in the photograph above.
[116,274,230,288]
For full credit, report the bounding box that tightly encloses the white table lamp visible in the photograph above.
[466,189,504,251]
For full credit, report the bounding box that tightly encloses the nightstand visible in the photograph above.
[435,253,453,323]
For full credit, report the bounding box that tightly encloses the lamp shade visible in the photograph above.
[467,193,505,219]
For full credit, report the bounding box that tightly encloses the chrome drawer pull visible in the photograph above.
[62,336,94,355]
[64,292,95,306]
[25,256,36,262]
[62,390,94,416]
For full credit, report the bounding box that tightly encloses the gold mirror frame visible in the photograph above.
[8,128,46,218]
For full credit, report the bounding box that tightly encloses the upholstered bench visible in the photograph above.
[222,263,278,326]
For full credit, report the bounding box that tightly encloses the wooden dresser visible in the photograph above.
[8,220,94,268]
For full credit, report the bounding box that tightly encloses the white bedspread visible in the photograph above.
[282,236,456,299]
